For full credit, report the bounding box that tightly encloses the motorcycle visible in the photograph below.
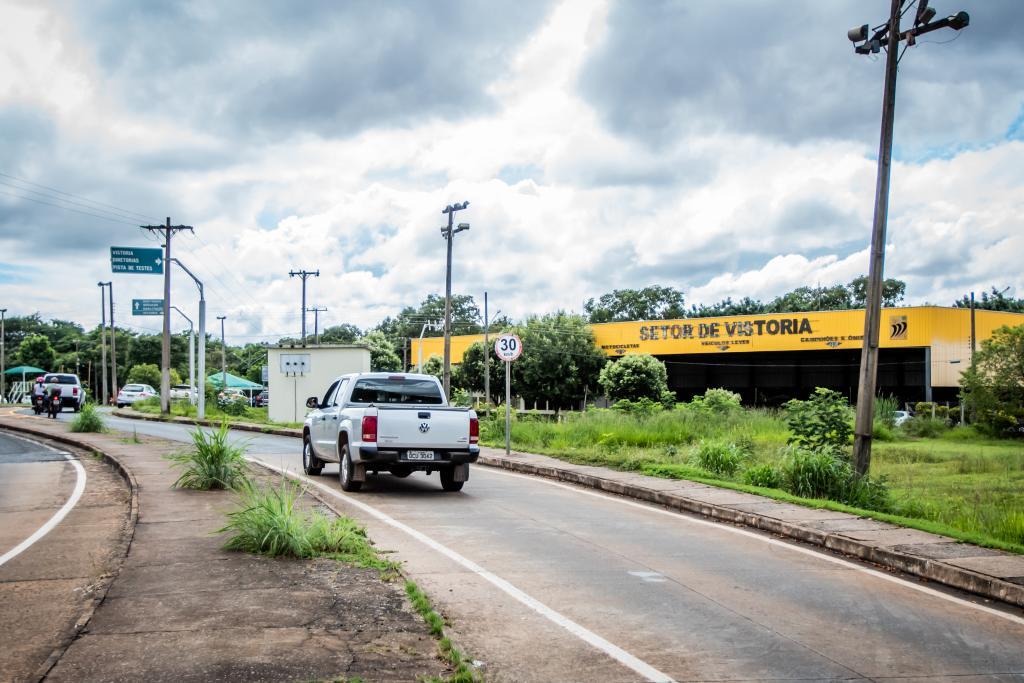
[33,393,45,414]
[47,390,62,419]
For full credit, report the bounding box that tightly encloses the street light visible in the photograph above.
[440,200,470,398]
[171,306,196,406]
[0,308,6,403]
[848,1,969,477]
[217,315,227,390]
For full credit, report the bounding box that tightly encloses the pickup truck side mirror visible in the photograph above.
[306,396,320,409]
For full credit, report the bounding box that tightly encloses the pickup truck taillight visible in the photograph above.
[469,417,479,444]
[361,415,377,442]
[72,387,78,396]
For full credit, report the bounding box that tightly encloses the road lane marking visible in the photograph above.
[482,467,1024,627]
[251,456,677,683]
[0,433,87,568]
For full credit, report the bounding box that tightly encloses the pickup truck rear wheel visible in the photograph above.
[439,467,464,492]
[302,438,323,476]
[339,443,362,492]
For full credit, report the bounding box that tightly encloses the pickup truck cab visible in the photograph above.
[303,372,479,492]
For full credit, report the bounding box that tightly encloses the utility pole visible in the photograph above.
[440,200,470,398]
[172,258,206,418]
[97,283,107,405]
[217,315,227,388]
[307,306,327,345]
[289,270,319,344]
[0,308,6,403]
[106,282,117,400]
[849,2,969,476]
[141,218,194,414]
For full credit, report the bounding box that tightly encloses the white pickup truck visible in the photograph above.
[302,372,479,492]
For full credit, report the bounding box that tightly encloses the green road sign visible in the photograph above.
[111,246,163,274]
[132,299,164,316]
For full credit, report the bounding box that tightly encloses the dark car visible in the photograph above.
[254,390,269,408]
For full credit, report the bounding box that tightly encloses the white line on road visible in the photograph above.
[252,456,678,683]
[0,433,87,568]
[483,467,1024,627]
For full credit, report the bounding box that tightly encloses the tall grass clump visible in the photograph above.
[691,440,746,476]
[70,402,105,433]
[166,421,248,490]
[220,477,400,573]
[902,416,948,438]
[779,446,890,510]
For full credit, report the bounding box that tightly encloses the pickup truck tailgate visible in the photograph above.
[376,407,471,449]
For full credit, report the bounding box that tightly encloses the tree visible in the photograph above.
[16,334,56,370]
[320,323,362,344]
[127,363,161,387]
[454,341,503,396]
[598,354,670,403]
[689,297,767,318]
[953,287,1024,313]
[358,331,402,371]
[848,275,906,308]
[511,312,606,409]
[422,355,444,382]
[960,324,1024,434]
[584,285,685,323]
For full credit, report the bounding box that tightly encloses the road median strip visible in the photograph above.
[109,408,1024,610]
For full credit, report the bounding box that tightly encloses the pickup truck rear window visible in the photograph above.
[350,378,443,405]
[43,374,78,384]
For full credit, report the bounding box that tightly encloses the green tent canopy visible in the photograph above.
[207,372,263,390]
[4,365,48,375]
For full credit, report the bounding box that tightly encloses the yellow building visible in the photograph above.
[411,307,1024,405]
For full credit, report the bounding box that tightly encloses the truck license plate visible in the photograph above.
[407,450,436,460]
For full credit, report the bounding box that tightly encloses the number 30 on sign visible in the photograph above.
[494,333,523,362]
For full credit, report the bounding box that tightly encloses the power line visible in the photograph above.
[0,188,139,226]
[0,171,161,222]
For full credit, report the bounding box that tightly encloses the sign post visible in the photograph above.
[131,299,164,316]
[494,333,522,456]
[110,247,164,274]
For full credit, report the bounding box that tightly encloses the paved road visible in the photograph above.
[0,428,129,680]
[39,409,1024,681]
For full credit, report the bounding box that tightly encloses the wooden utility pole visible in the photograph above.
[307,306,327,345]
[850,2,970,476]
[141,218,194,414]
[108,282,117,401]
[98,283,107,405]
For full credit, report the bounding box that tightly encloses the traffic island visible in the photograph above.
[0,414,454,682]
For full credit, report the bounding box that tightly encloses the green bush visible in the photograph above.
[218,396,248,416]
[742,463,782,488]
[166,421,249,490]
[611,397,664,417]
[691,440,746,476]
[784,388,853,452]
[901,416,948,438]
[690,388,742,414]
[598,354,671,403]
[778,445,890,510]
[70,402,105,433]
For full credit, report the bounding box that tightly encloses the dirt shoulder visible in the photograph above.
[0,415,449,682]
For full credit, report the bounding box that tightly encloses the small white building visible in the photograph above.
[266,344,371,424]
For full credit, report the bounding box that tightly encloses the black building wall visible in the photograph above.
[659,347,929,406]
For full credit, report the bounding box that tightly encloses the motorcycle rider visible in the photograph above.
[44,377,62,418]
[32,377,46,414]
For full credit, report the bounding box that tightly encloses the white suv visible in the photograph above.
[42,373,86,412]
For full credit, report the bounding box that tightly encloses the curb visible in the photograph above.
[111,409,302,438]
[109,409,1024,609]
[0,422,140,683]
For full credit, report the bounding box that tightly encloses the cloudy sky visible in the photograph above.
[1,0,1022,343]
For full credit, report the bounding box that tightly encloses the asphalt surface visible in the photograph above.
[38,408,1024,681]
[0,429,129,681]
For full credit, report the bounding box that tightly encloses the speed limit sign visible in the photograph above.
[494,333,523,362]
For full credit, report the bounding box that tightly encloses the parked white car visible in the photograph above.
[169,384,197,401]
[116,384,158,407]
[893,410,911,426]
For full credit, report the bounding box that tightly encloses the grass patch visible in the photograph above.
[481,407,1024,551]
[165,421,249,490]
[405,581,480,683]
[219,477,400,576]
[69,402,105,433]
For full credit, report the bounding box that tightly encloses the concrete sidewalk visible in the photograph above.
[0,414,446,682]
[109,408,1024,609]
